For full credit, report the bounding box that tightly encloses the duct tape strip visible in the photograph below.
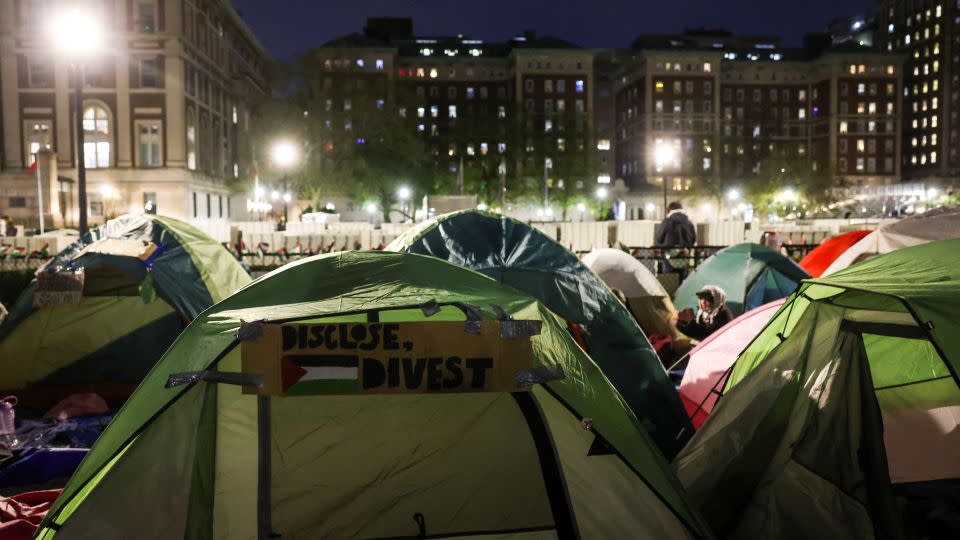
[166,370,264,389]
[141,243,165,269]
[501,320,543,339]
[420,300,441,317]
[490,303,512,321]
[516,364,565,386]
[236,320,266,342]
[457,302,484,334]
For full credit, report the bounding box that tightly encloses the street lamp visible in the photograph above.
[654,142,677,218]
[271,140,298,226]
[397,185,412,222]
[726,188,741,201]
[51,8,103,236]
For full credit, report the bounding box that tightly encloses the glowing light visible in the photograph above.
[576,202,586,212]
[477,202,488,211]
[726,188,741,201]
[282,193,292,203]
[270,190,280,201]
[596,187,609,199]
[365,203,377,214]
[397,186,411,201]
[645,202,656,213]
[271,140,298,168]
[50,9,103,56]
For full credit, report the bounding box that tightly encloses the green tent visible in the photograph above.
[674,239,960,539]
[36,251,711,539]
[388,211,692,459]
[674,243,810,316]
[0,214,250,408]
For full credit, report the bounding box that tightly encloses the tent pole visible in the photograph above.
[257,395,273,540]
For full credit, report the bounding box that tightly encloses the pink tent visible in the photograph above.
[679,299,786,429]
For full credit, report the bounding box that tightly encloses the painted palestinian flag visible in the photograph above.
[291,242,302,255]
[281,355,359,395]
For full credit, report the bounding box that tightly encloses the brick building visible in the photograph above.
[614,33,904,212]
[0,0,269,228]
[878,1,958,182]
[308,19,601,206]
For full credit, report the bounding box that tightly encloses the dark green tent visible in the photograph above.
[675,239,960,538]
[0,214,250,407]
[674,243,810,316]
[388,210,692,458]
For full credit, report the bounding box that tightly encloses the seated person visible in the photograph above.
[675,285,733,341]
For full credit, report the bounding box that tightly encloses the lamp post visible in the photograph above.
[271,140,298,227]
[595,186,609,220]
[654,141,677,219]
[51,8,103,236]
[397,185,411,222]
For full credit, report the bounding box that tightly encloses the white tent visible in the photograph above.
[582,249,693,355]
[823,206,960,275]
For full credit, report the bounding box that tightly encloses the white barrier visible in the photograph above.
[615,221,658,247]
[558,222,610,252]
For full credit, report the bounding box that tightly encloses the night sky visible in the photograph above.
[232,0,877,61]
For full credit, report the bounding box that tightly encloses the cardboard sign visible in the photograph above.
[242,321,535,396]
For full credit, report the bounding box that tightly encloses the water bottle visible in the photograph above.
[0,396,17,447]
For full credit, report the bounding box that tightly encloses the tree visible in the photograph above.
[746,152,835,218]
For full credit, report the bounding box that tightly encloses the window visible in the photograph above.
[704,81,712,95]
[840,139,848,153]
[498,105,506,119]
[430,106,438,118]
[137,1,156,33]
[466,87,475,100]
[839,157,848,172]
[544,120,553,133]
[23,121,53,166]
[856,157,865,172]
[206,193,212,218]
[753,89,762,103]
[525,99,535,112]
[376,59,384,70]
[798,108,806,120]
[704,62,712,73]
[839,121,848,133]
[655,100,663,113]
[557,99,565,112]
[840,82,848,97]
[867,139,876,154]
[798,89,806,101]
[140,58,160,87]
[575,80,584,93]
[143,192,157,214]
[186,108,197,170]
[525,79,535,92]
[82,104,111,169]
[480,87,488,99]
[343,99,352,112]
[448,86,457,99]
[867,157,876,173]
[673,81,682,94]
[686,81,694,94]
[597,139,611,151]
[448,105,457,118]
[545,80,553,93]
[782,89,790,102]
[704,100,712,113]
[557,80,566,92]
[655,81,664,92]
[575,99,584,113]
[28,57,51,87]
[137,122,162,167]
[856,139,865,153]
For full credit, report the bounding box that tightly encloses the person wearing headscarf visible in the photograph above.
[675,285,733,340]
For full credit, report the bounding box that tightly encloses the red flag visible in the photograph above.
[27,159,38,174]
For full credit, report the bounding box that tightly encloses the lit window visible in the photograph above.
[849,64,856,74]
[857,83,865,95]
[655,81,664,92]
[887,65,894,75]
[703,62,711,72]
[839,121,848,133]
[856,157,865,171]
[557,138,565,152]
[356,59,364,68]
[429,68,438,78]
[857,139,865,153]
[932,115,938,127]
[137,1,156,33]
[417,107,425,118]
[480,143,488,155]
[416,68,425,78]
[376,59,384,70]
[498,106,506,119]
[933,97,939,109]
[575,80,584,93]
[931,151,938,163]
[232,106,238,124]
[544,120,553,133]
[498,143,506,153]
[868,102,876,114]
[448,105,457,118]
[136,122,162,167]
[466,87,475,99]
[597,139,611,151]
[430,106,438,118]
[798,108,806,120]
[912,137,918,147]
[83,104,112,169]
[868,121,876,132]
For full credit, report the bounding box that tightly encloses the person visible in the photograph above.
[675,285,733,341]
[656,201,696,282]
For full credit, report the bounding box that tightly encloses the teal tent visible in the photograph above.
[0,214,250,407]
[674,243,810,316]
[388,211,693,458]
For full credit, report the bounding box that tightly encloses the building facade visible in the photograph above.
[307,20,602,209]
[614,34,904,212]
[0,0,269,229]
[877,1,958,182]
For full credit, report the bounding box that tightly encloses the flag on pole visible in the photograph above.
[30,156,44,234]
[27,159,39,174]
